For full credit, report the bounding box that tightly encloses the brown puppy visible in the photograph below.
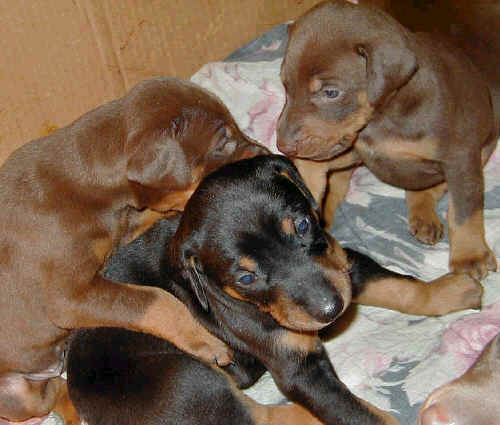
[0,77,267,422]
[419,333,500,425]
[277,0,498,280]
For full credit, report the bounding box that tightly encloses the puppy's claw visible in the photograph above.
[409,215,444,245]
[450,249,497,280]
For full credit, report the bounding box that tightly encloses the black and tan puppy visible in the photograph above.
[0,76,267,423]
[67,155,482,425]
[277,0,498,280]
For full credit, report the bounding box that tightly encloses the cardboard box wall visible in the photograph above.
[0,0,322,165]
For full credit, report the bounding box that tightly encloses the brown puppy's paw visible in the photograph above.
[450,248,497,280]
[425,273,483,315]
[195,336,234,367]
[408,213,444,245]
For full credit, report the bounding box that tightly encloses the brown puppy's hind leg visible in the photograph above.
[406,182,447,245]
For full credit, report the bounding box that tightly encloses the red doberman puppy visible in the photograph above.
[277,0,498,280]
[0,77,267,423]
[419,333,500,425]
[66,155,482,425]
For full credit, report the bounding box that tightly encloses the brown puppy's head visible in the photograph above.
[124,77,269,210]
[277,0,418,160]
[169,155,352,332]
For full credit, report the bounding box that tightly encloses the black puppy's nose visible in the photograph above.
[316,293,344,324]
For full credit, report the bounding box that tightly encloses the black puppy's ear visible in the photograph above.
[357,37,418,107]
[272,157,319,211]
[184,255,210,312]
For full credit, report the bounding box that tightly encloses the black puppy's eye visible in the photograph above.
[295,217,310,236]
[238,273,256,285]
[322,87,340,99]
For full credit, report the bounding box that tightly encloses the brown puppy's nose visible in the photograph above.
[276,125,298,156]
[276,110,299,157]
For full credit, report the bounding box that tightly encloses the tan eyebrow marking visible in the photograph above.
[281,217,295,235]
[239,256,257,272]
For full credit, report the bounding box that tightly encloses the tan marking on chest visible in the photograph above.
[357,136,439,162]
[92,237,113,263]
[151,187,196,212]
[127,209,166,242]
[277,330,321,355]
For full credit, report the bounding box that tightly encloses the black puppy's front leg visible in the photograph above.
[267,338,385,425]
[202,292,396,425]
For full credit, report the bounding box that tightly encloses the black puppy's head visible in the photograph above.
[169,155,352,332]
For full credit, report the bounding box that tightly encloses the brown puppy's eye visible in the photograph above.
[238,273,256,285]
[322,87,340,99]
[295,217,310,236]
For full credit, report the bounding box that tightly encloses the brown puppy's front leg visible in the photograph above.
[293,159,331,209]
[323,168,356,230]
[45,275,232,366]
[293,152,360,229]
[346,248,483,316]
[406,183,447,245]
[445,154,497,279]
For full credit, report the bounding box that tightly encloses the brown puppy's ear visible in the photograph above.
[357,38,418,107]
[126,129,190,190]
[183,255,210,312]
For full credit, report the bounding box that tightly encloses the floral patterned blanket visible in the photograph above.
[189,24,500,425]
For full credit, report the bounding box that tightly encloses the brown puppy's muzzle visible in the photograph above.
[276,103,300,157]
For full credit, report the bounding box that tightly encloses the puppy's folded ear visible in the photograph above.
[357,36,418,107]
[270,156,319,212]
[183,254,210,312]
[126,129,190,190]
